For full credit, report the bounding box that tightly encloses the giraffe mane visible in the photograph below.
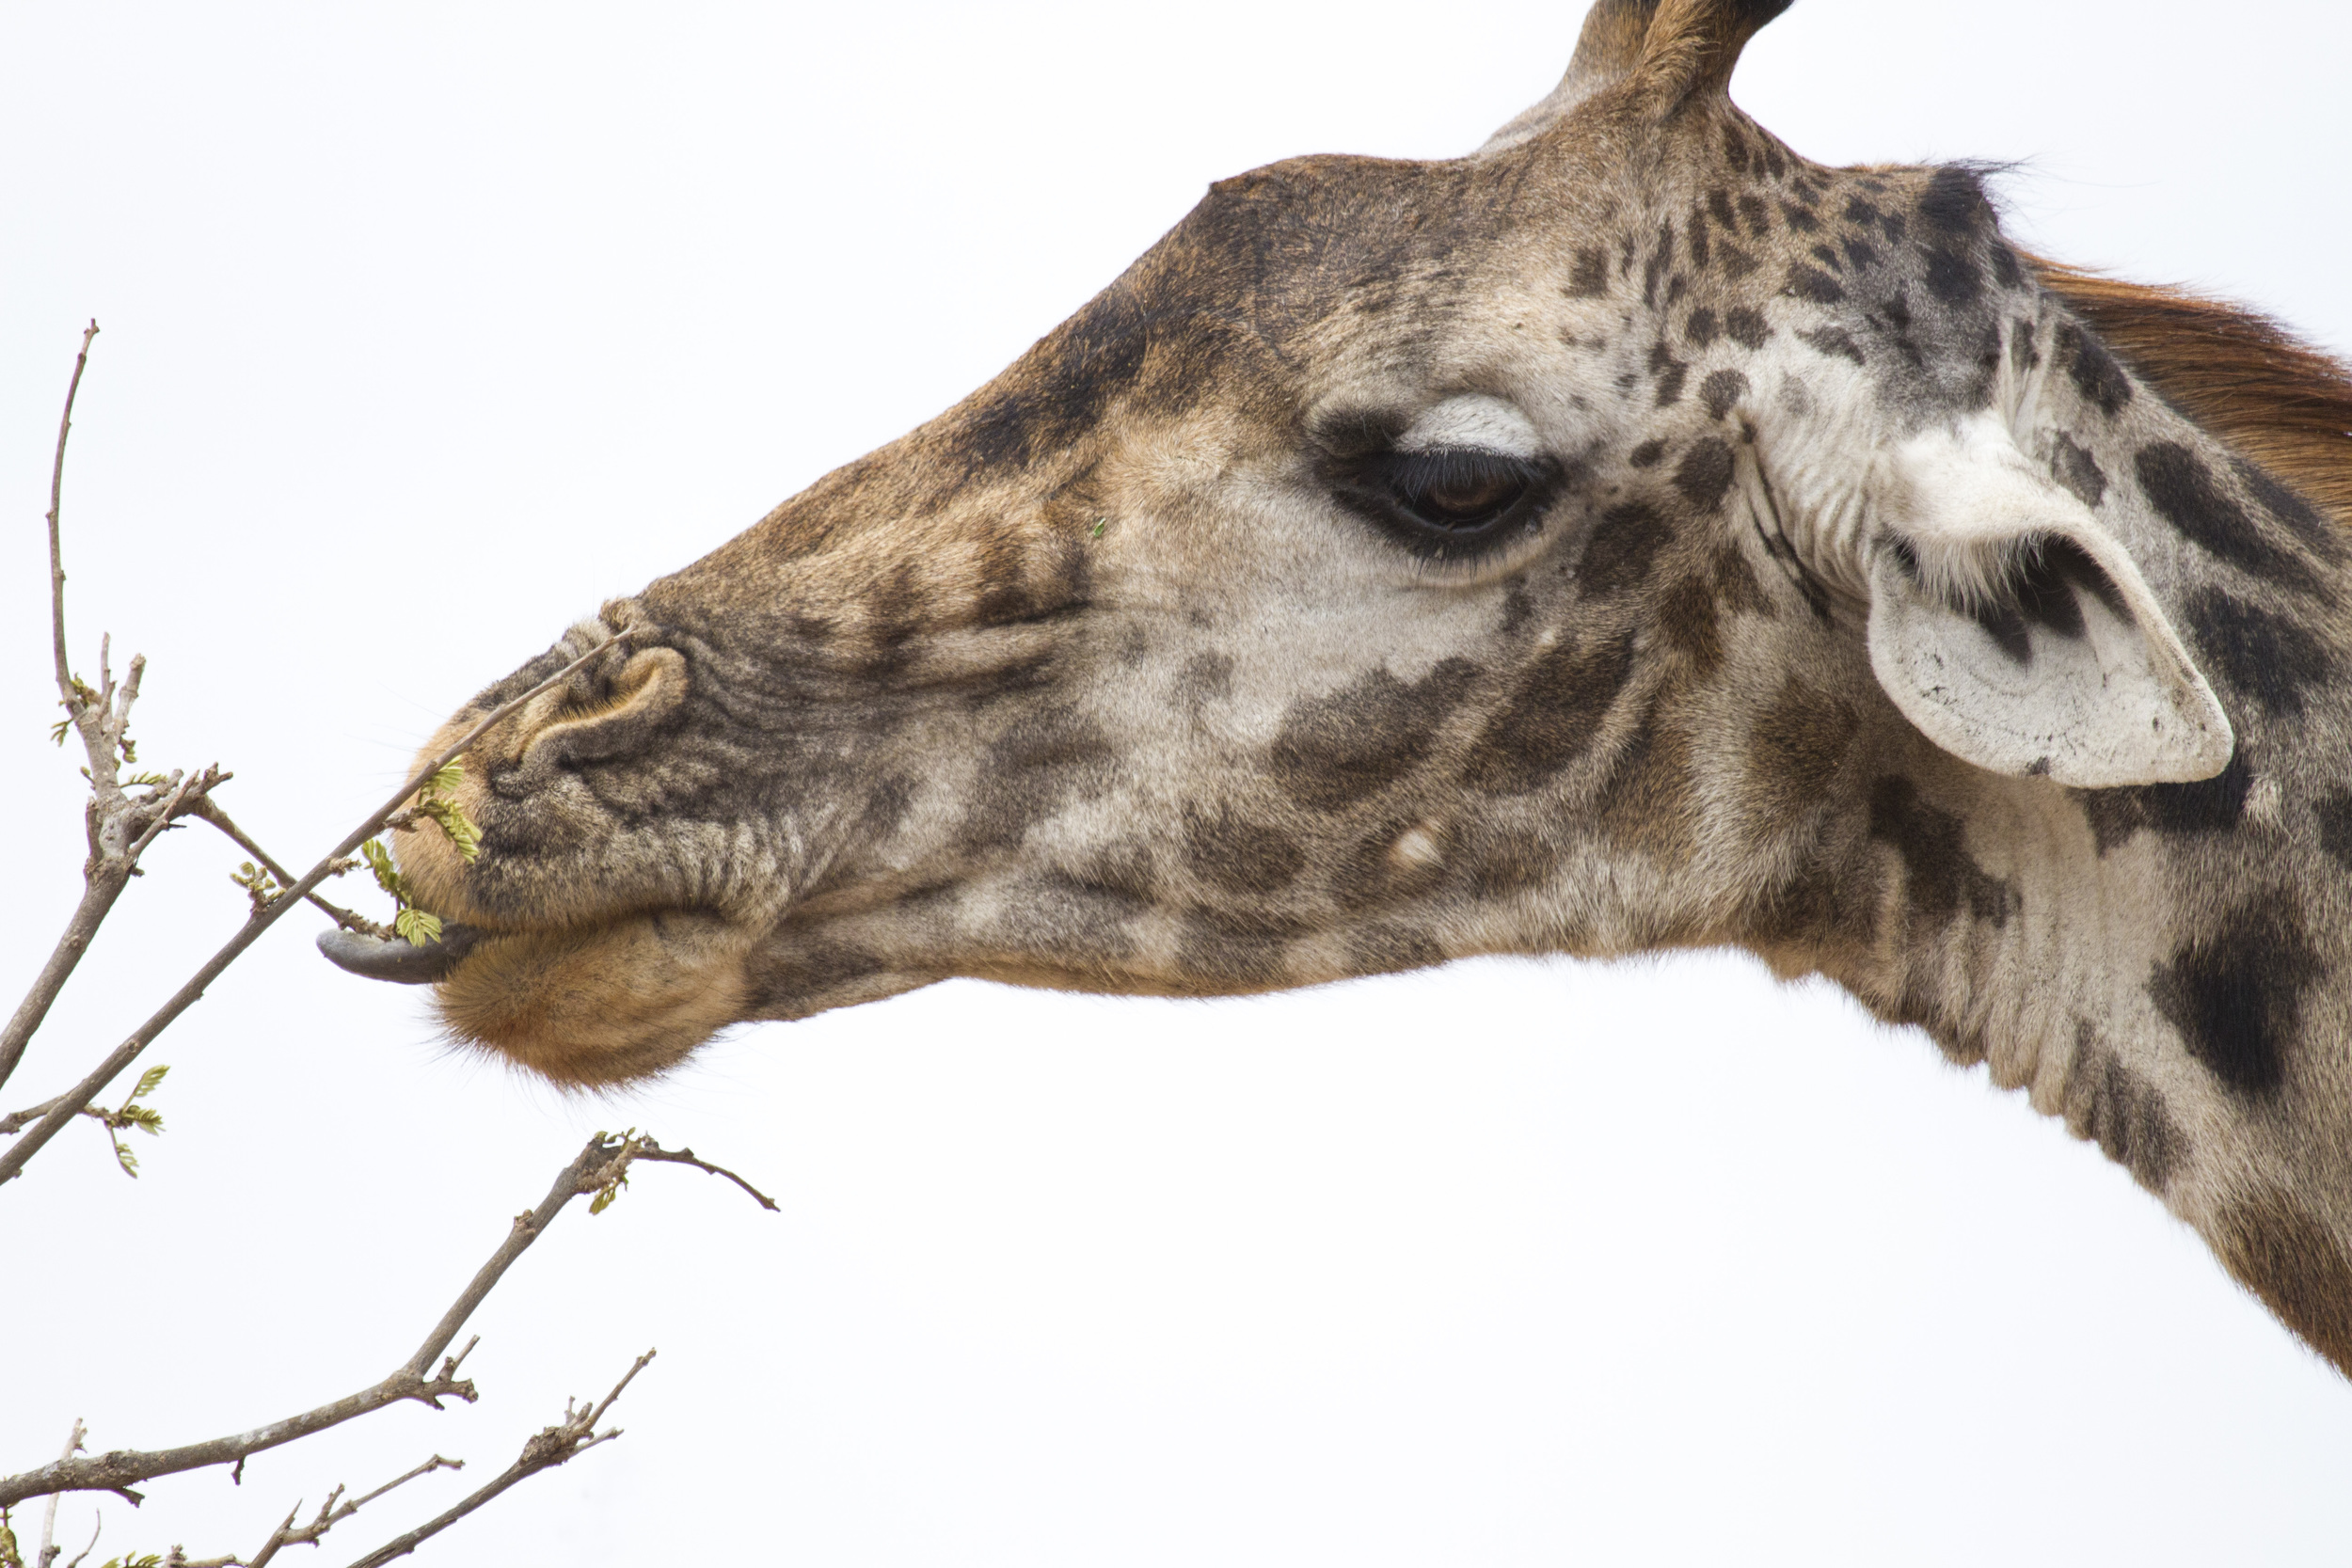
[2030,257,2352,523]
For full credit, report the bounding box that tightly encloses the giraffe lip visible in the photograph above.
[316,921,484,985]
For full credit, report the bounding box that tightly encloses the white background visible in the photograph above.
[6,3,2351,1563]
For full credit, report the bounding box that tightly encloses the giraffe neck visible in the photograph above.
[1810,295,2352,1373]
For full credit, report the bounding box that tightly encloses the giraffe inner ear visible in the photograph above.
[1862,424,2233,787]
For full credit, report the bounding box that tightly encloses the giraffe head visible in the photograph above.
[342,0,2234,1085]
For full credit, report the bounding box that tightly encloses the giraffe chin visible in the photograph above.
[424,911,757,1087]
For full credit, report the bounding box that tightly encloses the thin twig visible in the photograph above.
[340,1352,654,1568]
[33,1421,82,1568]
[244,1454,464,1568]
[46,322,94,723]
[56,1516,97,1568]
[0,632,628,1189]
[0,1132,761,1509]
[184,799,379,937]
[628,1145,781,1212]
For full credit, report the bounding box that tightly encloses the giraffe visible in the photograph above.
[324,0,2352,1376]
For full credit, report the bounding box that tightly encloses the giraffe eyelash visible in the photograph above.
[1325,447,1564,565]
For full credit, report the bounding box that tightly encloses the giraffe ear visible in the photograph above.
[1483,0,1791,150]
[1862,418,2233,787]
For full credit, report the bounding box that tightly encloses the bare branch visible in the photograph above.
[0,1132,755,1509]
[33,1421,83,1568]
[184,800,381,938]
[0,632,628,1188]
[55,1515,97,1568]
[627,1144,781,1212]
[340,1352,654,1568]
[244,1454,464,1568]
[46,322,94,719]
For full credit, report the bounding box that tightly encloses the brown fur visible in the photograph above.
[2215,1186,2352,1374]
[2033,260,2352,522]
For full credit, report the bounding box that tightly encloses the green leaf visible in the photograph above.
[428,759,465,797]
[589,1172,628,1214]
[394,907,444,946]
[127,1065,168,1103]
[361,838,412,903]
[112,1136,140,1178]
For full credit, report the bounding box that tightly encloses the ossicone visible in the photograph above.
[1485,0,1795,150]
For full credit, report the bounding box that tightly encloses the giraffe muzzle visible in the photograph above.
[316,921,484,985]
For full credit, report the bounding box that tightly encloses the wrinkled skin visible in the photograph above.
[372,0,2352,1375]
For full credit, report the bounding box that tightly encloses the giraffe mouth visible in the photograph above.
[316,921,485,985]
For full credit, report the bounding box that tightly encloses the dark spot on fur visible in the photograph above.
[1699,369,1749,421]
[1922,246,1980,307]
[956,709,1115,851]
[1673,438,1738,512]
[1797,325,1865,365]
[1868,776,2019,927]
[753,936,886,1012]
[1650,341,1690,406]
[1787,264,1845,305]
[2077,749,2253,852]
[2183,588,2330,717]
[2009,318,2042,373]
[2058,321,2134,417]
[2062,1023,2184,1192]
[2137,442,2320,593]
[1738,194,1772,239]
[1579,500,1672,594]
[1989,244,2023,288]
[1782,202,1820,234]
[1719,245,1761,279]
[1629,439,1666,469]
[1596,705,1700,861]
[1568,247,1609,297]
[1175,650,1234,717]
[1499,581,1534,635]
[1343,924,1446,977]
[1840,235,1880,273]
[1658,572,1724,675]
[1708,187,1738,231]
[1466,824,1556,897]
[1266,658,1483,812]
[1746,681,1855,832]
[1686,307,1720,348]
[2050,433,2106,507]
[1642,224,1674,307]
[2234,459,2346,561]
[2317,790,2352,871]
[2215,1187,2352,1377]
[1761,142,1788,182]
[1842,196,1883,228]
[1686,202,1712,268]
[946,285,1149,475]
[1809,243,1843,273]
[1175,904,1308,987]
[1725,308,1770,349]
[1918,166,1990,233]
[1183,803,1305,895]
[2151,899,2320,1096]
[1461,632,1636,795]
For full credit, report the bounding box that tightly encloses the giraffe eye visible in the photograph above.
[1327,447,1559,559]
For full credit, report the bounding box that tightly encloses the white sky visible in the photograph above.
[5,3,2350,1563]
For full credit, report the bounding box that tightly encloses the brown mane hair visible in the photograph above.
[2029,259,2352,522]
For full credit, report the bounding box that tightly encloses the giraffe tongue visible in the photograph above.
[315,922,483,984]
